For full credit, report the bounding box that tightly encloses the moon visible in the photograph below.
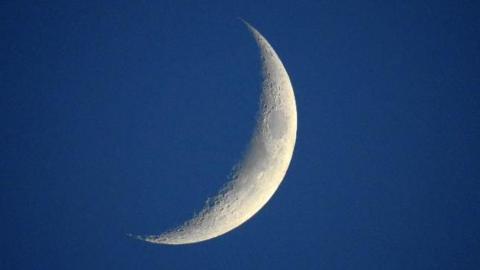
[134,21,297,245]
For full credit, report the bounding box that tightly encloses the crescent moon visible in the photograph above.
[134,21,297,245]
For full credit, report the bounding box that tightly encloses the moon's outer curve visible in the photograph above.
[136,22,297,245]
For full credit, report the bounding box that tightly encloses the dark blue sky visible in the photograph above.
[1,1,479,269]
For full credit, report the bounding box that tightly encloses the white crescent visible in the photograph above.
[134,21,297,245]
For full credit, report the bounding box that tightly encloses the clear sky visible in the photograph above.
[1,1,479,269]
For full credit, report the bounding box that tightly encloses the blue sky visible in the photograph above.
[1,1,479,269]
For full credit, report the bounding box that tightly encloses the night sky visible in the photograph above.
[1,1,479,269]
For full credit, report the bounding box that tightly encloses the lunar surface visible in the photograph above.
[134,21,297,245]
